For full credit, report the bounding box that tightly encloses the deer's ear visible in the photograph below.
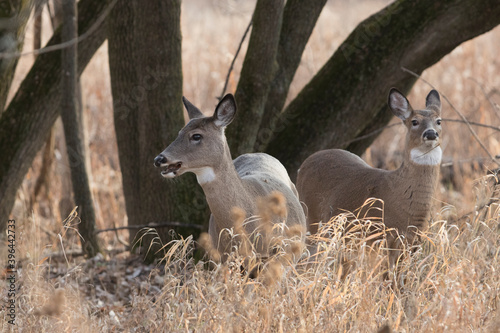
[425,89,441,114]
[388,88,412,121]
[182,96,204,120]
[213,94,237,127]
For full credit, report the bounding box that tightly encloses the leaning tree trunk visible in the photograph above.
[0,0,108,231]
[60,0,99,256]
[108,0,208,252]
[265,0,500,179]
[0,0,33,113]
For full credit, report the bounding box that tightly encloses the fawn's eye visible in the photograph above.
[191,134,202,141]
[411,120,419,126]
[436,119,442,125]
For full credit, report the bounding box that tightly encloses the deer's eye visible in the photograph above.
[436,119,442,126]
[191,134,202,141]
[411,120,419,127]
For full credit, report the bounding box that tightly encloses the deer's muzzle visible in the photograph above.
[154,155,167,167]
[423,129,438,141]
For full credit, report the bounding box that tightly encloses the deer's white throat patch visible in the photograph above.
[410,146,442,165]
[193,167,216,184]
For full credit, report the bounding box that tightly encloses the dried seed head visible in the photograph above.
[34,289,65,316]
[263,260,284,287]
[268,191,287,218]
[230,207,253,256]
[198,232,221,263]
[286,224,306,238]
[290,240,304,257]
[231,206,247,235]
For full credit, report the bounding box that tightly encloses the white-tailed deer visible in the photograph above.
[154,94,306,261]
[297,89,442,258]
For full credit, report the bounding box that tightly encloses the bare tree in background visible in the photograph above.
[60,0,99,256]
[0,0,106,247]
[108,0,207,253]
[32,0,76,220]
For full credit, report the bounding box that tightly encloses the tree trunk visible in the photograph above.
[60,0,99,256]
[0,0,108,231]
[265,0,500,179]
[0,0,33,113]
[108,0,208,252]
[255,0,327,152]
[226,0,284,156]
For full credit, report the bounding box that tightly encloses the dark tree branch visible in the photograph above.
[33,0,44,53]
[60,0,100,256]
[255,0,328,152]
[227,0,284,156]
[0,0,117,60]
[265,0,500,179]
[0,0,34,113]
[0,0,108,230]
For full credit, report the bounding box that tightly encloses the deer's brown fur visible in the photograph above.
[297,89,442,250]
[155,95,306,261]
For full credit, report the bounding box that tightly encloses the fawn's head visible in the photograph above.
[388,88,442,165]
[154,94,237,183]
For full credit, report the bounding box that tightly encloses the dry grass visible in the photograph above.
[2,0,500,331]
[2,176,499,331]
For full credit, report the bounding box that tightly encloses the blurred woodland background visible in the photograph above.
[1,0,500,331]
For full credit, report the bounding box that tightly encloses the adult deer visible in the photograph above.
[297,89,442,261]
[154,94,306,262]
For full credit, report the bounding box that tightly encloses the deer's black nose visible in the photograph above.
[154,155,167,167]
[423,129,438,141]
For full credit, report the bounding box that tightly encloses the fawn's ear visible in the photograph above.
[213,94,237,128]
[425,89,441,114]
[388,88,412,121]
[182,96,204,120]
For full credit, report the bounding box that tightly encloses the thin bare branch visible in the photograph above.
[441,118,500,132]
[0,0,118,60]
[95,221,204,235]
[218,17,253,100]
[339,123,401,147]
[441,157,493,168]
[468,77,500,119]
[341,118,500,148]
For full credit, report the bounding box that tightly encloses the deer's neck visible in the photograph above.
[195,145,250,231]
[396,160,440,189]
[391,149,441,228]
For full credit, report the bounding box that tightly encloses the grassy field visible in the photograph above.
[2,0,500,331]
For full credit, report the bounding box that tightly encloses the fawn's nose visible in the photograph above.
[154,155,167,167]
[423,129,438,141]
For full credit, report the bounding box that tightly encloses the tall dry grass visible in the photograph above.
[2,174,498,331]
[2,0,500,331]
